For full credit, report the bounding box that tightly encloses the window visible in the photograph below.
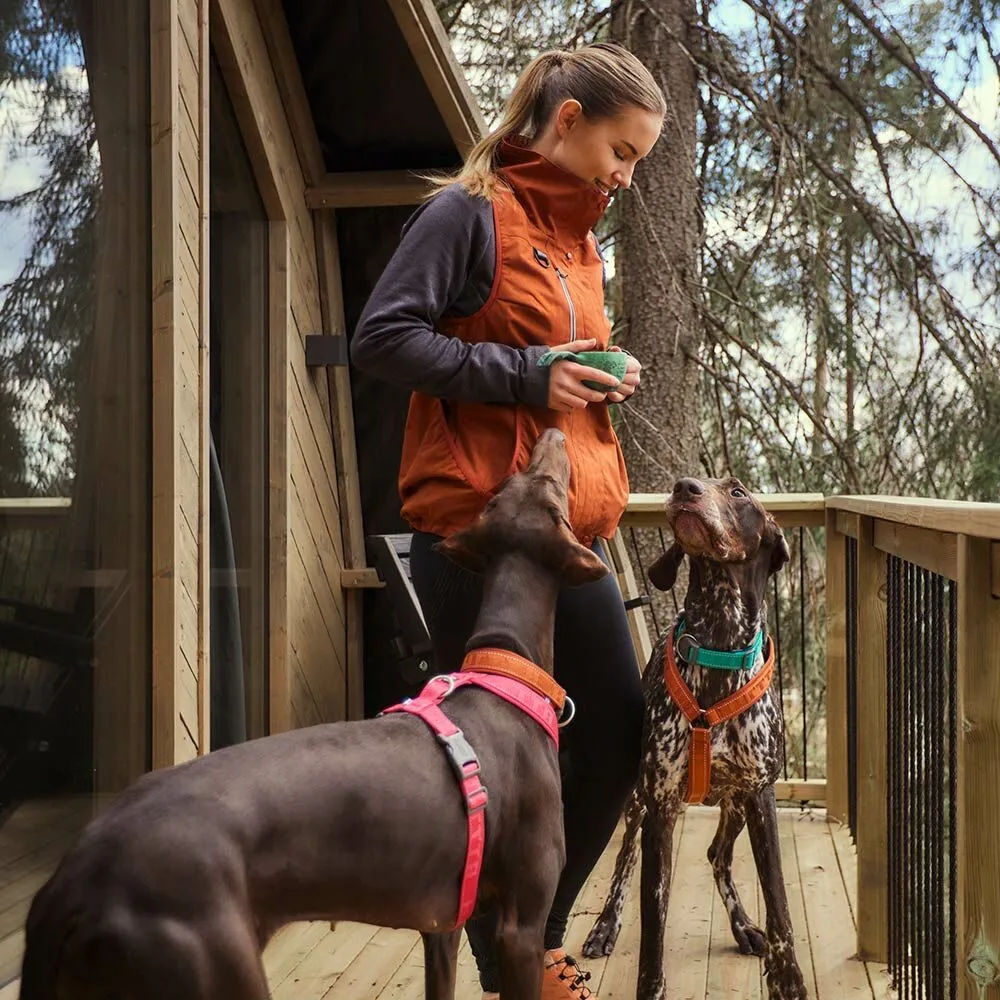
[208,53,269,746]
[0,0,151,980]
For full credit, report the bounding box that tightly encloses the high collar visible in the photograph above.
[497,136,610,243]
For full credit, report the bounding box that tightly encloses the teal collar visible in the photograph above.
[673,620,764,671]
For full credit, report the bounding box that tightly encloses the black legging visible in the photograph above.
[409,530,644,993]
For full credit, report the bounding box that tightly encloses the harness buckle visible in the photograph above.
[436,728,481,782]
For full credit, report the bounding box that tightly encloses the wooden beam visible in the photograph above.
[196,0,211,755]
[872,519,958,581]
[774,778,826,803]
[855,515,889,963]
[268,224,291,734]
[835,509,860,539]
[383,0,486,157]
[340,568,385,590]
[306,171,435,210]
[605,530,654,669]
[251,0,325,185]
[825,508,849,825]
[956,535,1000,999]
[827,495,1000,541]
[150,0,180,770]
[315,213,368,720]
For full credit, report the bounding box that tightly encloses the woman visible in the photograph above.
[351,42,665,999]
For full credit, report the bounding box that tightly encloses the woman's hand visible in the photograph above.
[606,345,641,404]
[546,339,626,413]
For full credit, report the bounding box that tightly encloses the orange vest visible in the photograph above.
[398,139,629,545]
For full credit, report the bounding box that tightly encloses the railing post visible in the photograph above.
[825,507,849,824]
[856,514,889,962]
[956,535,1000,998]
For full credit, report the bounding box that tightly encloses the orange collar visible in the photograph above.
[461,647,566,714]
[664,635,775,804]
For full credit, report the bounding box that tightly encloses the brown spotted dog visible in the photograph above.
[581,477,808,1000]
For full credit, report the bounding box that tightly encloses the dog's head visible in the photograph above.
[434,428,609,586]
[648,476,789,592]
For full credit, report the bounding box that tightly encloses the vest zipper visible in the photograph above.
[554,266,577,341]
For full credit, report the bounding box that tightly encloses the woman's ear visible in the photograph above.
[648,542,685,591]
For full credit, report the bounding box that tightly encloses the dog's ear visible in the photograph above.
[558,540,610,587]
[648,542,685,591]
[434,528,490,574]
[768,523,790,577]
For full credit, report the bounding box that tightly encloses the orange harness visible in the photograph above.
[663,635,775,804]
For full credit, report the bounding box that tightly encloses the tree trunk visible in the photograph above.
[611,0,703,493]
[611,0,702,627]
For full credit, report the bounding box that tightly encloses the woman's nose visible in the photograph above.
[614,164,635,189]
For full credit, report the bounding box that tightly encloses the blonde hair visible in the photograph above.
[434,43,666,199]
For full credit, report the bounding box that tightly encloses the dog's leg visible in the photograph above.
[495,920,546,1000]
[582,788,644,958]
[709,797,766,957]
[636,794,679,1000]
[423,929,463,1000]
[745,786,808,999]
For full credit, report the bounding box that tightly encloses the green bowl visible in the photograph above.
[538,349,628,393]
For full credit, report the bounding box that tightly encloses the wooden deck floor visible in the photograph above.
[0,803,892,999]
[259,806,891,1000]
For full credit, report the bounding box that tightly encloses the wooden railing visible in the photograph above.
[825,497,1000,998]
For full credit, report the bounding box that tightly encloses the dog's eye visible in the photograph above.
[731,487,747,498]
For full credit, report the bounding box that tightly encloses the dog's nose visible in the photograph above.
[673,477,706,498]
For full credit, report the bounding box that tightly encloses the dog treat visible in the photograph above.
[538,349,629,392]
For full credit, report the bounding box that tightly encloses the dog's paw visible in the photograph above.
[765,961,809,999]
[731,920,767,957]
[582,913,622,958]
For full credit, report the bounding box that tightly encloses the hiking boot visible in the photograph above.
[541,949,597,999]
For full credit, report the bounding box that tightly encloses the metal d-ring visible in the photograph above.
[435,674,457,698]
[558,695,576,728]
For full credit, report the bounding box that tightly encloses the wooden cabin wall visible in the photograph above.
[150,0,352,765]
[151,0,210,766]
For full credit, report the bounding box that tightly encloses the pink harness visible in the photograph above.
[381,657,563,928]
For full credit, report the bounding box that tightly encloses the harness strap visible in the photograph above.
[382,661,562,928]
[664,635,775,804]
[461,647,566,714]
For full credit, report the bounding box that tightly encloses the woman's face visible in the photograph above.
[532,101,663,196]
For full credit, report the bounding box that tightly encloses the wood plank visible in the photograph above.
[826,508,850,824]
[316,214,367,720]
[828,495,1000,541]
[622,493,827,530]
[270,922,381,1000]
[775,779,826,803]
[956,534,1000,1000]
[196,0,210,755]
[150,0,180,769]
[829,821,894,996]
[705,812,764,999]
[606,530,654,669]
[778,812,816,998]
[795,814,875,997]
[855,516,888,963]
[382,0,485,157]
[662,807,712,998]
[872,519,957,581]
[836,509,861,540]
[306,171,433,209]
[321,925,417,1000]
[251,0,325,184]
[269,223,291,734]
